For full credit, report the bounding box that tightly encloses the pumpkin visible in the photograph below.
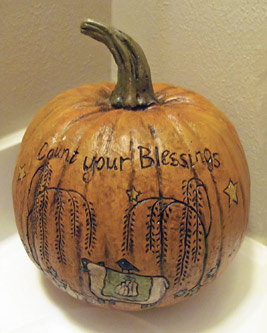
[12,19,250,311]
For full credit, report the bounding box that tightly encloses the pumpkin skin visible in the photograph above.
[13,82,250,310]
[12,20,250,310]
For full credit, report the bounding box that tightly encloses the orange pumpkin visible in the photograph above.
[13,19,250,311]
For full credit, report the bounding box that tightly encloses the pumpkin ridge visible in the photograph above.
[65,107,107,125]
[145,199,162,254]
[12,18,250,311]
[121,135,136,256]
[169,113,225,283]
[209,172,224,277]
[147,123,164,199]
[23,105,107,152]
[99,111,122,156]
[160,110,208,286]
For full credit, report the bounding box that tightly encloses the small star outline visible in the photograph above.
[18,164,26,182]
[223,179,238,207]
[126,186,141,203]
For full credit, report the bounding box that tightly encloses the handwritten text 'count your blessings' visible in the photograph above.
[37,142,220,178]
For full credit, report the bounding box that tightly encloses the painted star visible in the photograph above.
[223,180,238,207]
[126,186,141,203]
[18,165,26,181]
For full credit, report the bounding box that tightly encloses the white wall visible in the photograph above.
[0,0,111,137]
[112,0,267,244]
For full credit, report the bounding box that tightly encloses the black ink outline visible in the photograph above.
[26,162,96,268]
[123,177,212,294]
[81,258,169,307]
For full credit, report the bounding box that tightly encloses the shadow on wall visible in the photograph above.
[40,240,254,333]
[0,144,20,241]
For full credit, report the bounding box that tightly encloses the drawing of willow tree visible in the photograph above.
[26,162,96,269]
[175,178,211,286]
[121,178,211,286]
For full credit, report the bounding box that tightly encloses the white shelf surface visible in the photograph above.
[1,234,266,333]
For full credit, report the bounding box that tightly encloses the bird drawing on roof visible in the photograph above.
[116,259,140,274]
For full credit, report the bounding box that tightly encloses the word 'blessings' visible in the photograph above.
[83,146,220,175]
[37,142,220,176]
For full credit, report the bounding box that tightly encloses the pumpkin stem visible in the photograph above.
[80,19,159,109]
